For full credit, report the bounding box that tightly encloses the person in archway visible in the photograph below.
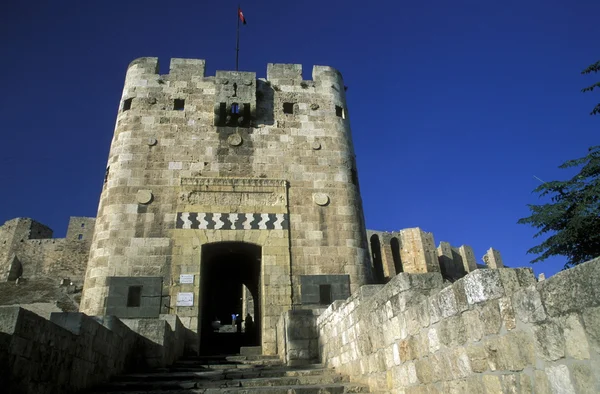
[244,313,254,336]
[236,314,242,333]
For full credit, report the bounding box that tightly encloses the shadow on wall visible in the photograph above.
[0,308,190,394]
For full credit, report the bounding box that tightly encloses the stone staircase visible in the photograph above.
[88,354,374,393]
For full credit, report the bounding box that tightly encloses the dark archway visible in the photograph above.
[199,242,261,355]
[390,237,403,274]
[370,235,385,284]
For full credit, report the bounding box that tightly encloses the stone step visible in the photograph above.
[113,364,336,382]
[93,383,370,394]
[101,373,350,391]
[91,357,373,394]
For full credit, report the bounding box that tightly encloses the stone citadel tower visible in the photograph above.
[79,57,370,354]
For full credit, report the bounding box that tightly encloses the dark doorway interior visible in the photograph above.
[370,234,385,284]
[199,242,261,355]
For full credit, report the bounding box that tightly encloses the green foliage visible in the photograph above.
[581,60,600,115]
[518,146,600,268]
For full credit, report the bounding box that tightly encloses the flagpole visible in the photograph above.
[236,5,240,71]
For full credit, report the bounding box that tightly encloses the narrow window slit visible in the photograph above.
[174,99,185,111]
[283,102,295,114]
[123,98,132,111]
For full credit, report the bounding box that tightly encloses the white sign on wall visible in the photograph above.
[180,274,194,284]
[176,292,194,306]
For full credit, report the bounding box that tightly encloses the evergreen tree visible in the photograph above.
[581,60,600,115]
[518,61,600,268]
[518,146,600,268]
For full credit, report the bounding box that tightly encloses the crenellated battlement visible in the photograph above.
[367,227,503,283]
[125,57,343,84]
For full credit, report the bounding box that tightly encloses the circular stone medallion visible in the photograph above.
[137,190,153,204]
[148,138,158,146]
[312,141,322,150]
[313,193,330,206]
[228,133,243,146]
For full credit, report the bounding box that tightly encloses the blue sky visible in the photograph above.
[1,0,598,278]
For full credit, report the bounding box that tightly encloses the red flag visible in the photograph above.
[238,8,247,25]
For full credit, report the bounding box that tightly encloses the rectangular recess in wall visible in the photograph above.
[319,284,332,305]
[283,102,295,114]
[174,99,185,111]
[300,275,350,305]
[127,286,142,307]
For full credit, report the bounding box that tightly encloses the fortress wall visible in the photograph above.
[367,227,481,284]
[316,258,600,393]
[0,218,52,280]
[0,218,94,283]
[0,307,186,394]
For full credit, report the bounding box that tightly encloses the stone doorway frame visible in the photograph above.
[169,177,291,355]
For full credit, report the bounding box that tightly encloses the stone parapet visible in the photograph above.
[0,307,187,394]
[314,258,600,393]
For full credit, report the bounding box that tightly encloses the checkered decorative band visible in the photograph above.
[176,213,289,230]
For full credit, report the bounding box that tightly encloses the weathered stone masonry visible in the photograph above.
[314,258,600,393]
[0,217,95,283]
[79,57,371,354]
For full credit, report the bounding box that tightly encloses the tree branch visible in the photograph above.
[581,61,600,75]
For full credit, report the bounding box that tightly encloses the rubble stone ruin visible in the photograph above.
[1,58,598,394]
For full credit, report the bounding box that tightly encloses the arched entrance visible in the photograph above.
[199,242,261,355]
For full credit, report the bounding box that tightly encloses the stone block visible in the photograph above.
[482,375,502,393]
[50,312,88,335]
[462,309,483,342]
[570,362,596,394]
[563,314,590,360]
[463,269,505,304]
[540,258,600,318]
[437,315,467,348]
[479,301,502,336]
[512,285,547,323]
[534,370,552,394]
[483,331,534,371]
[545,364,576,394]
[498,297,516,330]
[465,345,487,372]
[582,306,600,353]
[533,319,565,361]
[0,306,21,334]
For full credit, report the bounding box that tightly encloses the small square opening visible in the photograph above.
[283,102,295,114]
[81,223,85,228]
[77,234,83,240]
[123,98,132,111]
[319,284,332,305]
[174,99,185,111]
[231,103,240,114]
[127,286,142,307]
[335,105,345,118]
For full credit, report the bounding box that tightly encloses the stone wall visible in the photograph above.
[0,307,186,394]
[367,227,485,284]
[277,309,321,366]
[0,217,95,283]
[316,258,600,393]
